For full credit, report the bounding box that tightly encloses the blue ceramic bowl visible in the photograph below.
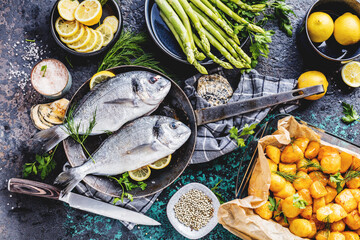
[145,0,249,65]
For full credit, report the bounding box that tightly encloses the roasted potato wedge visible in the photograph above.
[281,144,304,163]
[301,205,313,219]
[270,173,286,192]
[344,210,360,230]
[293,137,310,153]
[316,204,347,223]
[352,157,360,170]
[274,181,296,199]
[331,220,346,232]
[346,177,360,189]
[340,152,353,173]
[254,201,273,220]
[325,186,338,204]
[267,158,278,172]
[289,219,312,237]
[298,188,313,205]
[305,141,320,159]
[318,146,339,160]
[309,171,328,186]
[328,174,345,189]
[279,163,296,175]
[314,197,326,213]
[297,158,309,173]
[293,171,313,190]
[316,230,331,240]
[328,232,345,240]
[342,231,360,240]
[266,145,280,164]
[282,195,303,218]
[335,189,358,213]
[350,189,360,202]
[310,181,328,199]
[308,219,317,238]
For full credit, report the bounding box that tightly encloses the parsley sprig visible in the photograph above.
[341,102,360,124]
[110,172,147,203]
[211,180,225,204]
[229,123,257,147]
[23,144,58,180]
[269,196,288,223]
[63,105,97,163]
[292,193,308,209]
[330,168,360,193]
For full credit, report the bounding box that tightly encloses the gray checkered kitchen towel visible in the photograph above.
[67,68,299,230]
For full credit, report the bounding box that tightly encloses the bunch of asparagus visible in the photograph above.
[155,0,269,74]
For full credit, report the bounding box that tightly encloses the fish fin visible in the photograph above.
[29,126,69,154]
[125,142,157,155]
[54,167,86,197]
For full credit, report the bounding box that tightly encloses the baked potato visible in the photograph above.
[335,189,358,213]
[298,188,313,205]
[301,205,313,219]
[310,181,328,199]
[325,186,338,204]
[281,144,304,163]
[331,220,346,232]
[254,201,273,220]
[346,177,360,189]
[279,163,297,175]
[293,137,310,153]
[282,195,303,218]
[289,219,312,237]
[344,210,360,230]
[266,145,281,164]
[340,152,353,173]
[313,197,326,214]
[315,230,331,240]
[328,232,345,240]
[268,158,278,172]
[316,204,347,223]
[274,181,296,199]
[342,231,360,240]
[270,173,286,192]
[298,158,310,173]
[305,141,320,159]
[352,157,360,170]
[350,189,360,202]
[293,171,313,190]
[309,171,328,186]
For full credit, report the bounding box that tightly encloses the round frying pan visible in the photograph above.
[63,65,324,198]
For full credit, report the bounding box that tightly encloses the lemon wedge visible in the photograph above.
[58,0,79,21]
[55,17,80,37]
[60,24,85,44]
[74,0,102,26]
[96,23,113,46]
[129,166,151,181]
[149,155,172,170]
[76,29,98,52]
[91,30,104,52]
[103,16,119,34]
[89,70,115,89]
[342,61,360,87]
[67,27,91,49]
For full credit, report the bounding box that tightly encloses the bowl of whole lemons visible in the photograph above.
[300,0,360,63]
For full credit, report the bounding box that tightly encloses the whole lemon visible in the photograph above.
[307,12,334,43]
[334,12,360,46]
[298,71,328,100]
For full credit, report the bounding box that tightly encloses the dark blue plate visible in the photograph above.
[145,0,248,65]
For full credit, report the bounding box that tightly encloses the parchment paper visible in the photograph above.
[218,116,360,240]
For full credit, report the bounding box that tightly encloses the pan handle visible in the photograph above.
[194,85,324,126]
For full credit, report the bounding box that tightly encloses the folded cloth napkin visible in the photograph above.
[67,68,298,230]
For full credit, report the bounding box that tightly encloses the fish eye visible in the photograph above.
[149,76,161,84]
[170,122,177,129]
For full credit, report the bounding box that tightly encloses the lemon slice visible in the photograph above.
[149,155,171,170]
[60,24,85,44]
[129,166,151,181]
[58,0,79,21]
[74,0,102,26]
[342,61,360,87]
[96,23,113,46]
[76,29,98,52]
[67,27,91,49]
[91,30,104,52]
[89,70,115,89]
[55,17,80,37]
[103,16,119,34]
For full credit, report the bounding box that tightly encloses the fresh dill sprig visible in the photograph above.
[98,31,166,74]
[300,159,323,171]
[211,180,225,204]
[273,171,299,183]
[324,215,331,231]
[65,56,73,68]
[110,172,147,203]
[63,104,97,163]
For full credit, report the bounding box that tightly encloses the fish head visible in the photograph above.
[135,74,171,105]
[155,117,191,151]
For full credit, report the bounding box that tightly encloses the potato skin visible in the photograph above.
[321,154,342,174]
[293,137,310,153]
[305,141,320,159]
[254,201,273,220]
[298,188,313,205]
[274,181,296,199]
[344,210,360,230]
[270,173,286,192]
[289,219,312,238]
[266,145,281,164]
[328,232,345,240]
[346,177,360,189]
[282,196,302,218]
[340,152,353,173]
[331,220,346,232]
[293,171,313,190]
[325,186,338,204]
[314,197,326,214]
[267,158,278,172]
[279,163,296,175]
[310,181,328,199]
[309,171,328,186]
[342,231,360,240]
[335,189,358,213]
[281,144,304,163]
[317,204,347,223]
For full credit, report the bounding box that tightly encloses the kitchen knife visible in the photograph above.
[8,178,161,226]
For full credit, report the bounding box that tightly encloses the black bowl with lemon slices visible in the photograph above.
[50,0,122,57]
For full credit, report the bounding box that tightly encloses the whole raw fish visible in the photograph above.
[31,71,171,153]
[55,116,191,195]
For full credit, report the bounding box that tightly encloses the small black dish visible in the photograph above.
[144,0,248,65]
[50,0,122,57]
[297,0,360,66]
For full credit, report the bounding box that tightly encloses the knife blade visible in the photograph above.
[8,178,160,226]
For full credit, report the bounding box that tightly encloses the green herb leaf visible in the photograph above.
[292,193,308,209]
[229,123,257,147]
[268,196,280,211]
[41,65,47,77]
[113,197,120,205]
[342,102,360,123]
[211,180,225,204]
[300,159,323,171]
[25,39,35,42]
[273,171,299,183]
[65,56,73,68]
[109,172,147,202]
[330,172,344,193]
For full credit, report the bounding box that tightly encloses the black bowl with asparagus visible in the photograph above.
[146,0,296,74]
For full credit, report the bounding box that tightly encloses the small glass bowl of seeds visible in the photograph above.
[166,182,220,239]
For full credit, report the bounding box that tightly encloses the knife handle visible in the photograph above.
[8,178,60,200]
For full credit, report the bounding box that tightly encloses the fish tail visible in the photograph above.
[54,167,86,196]
[30,126,69,154]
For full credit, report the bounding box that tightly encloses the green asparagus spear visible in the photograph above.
[189,0,239,44]
[207,0,265,34]
[156,0,195,64]
[229,0,266,12]
[192,6,251,64]
[177,0,210,53]
[193,34,233,69]
[160,12,208,74]
[167,0,205,61]
[202,27,245,68]
[193,10,239,59]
